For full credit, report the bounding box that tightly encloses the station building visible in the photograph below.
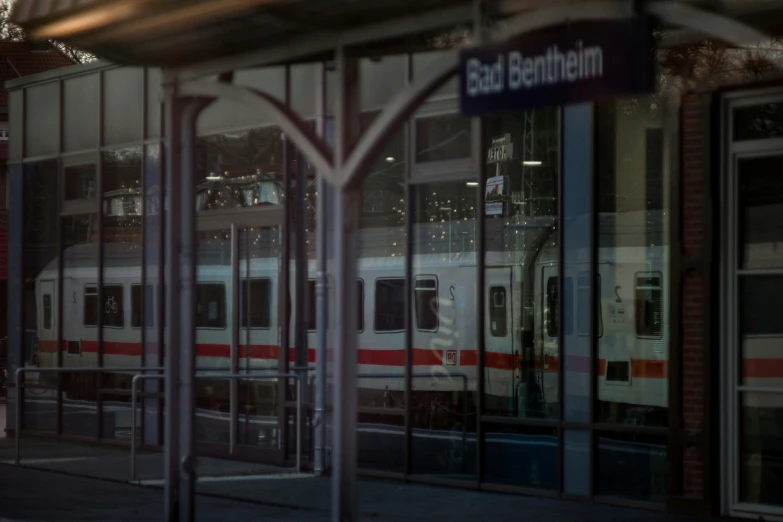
[4,1,783,519]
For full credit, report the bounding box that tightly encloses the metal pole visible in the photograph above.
[297,375,303,473]
[163,78,183,522]
[314,61,329,476]
[179,99,203,522]
[230,223,239,455]
[14,369,20,465]
[332,46,360,522]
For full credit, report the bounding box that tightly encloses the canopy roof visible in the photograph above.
[11,0,474,68]
[11,0,783,70]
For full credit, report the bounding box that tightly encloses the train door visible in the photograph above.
[194,207,286,465]
[484,267,517,414]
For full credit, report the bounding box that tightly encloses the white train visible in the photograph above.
[29,216,670,423]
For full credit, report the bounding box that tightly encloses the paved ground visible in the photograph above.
[0,404,721,522]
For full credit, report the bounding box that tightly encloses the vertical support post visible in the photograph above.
[332,46,360,522]
[473,0,486,485]
[314,62,329,476]
[295,147,308,468]
[230,223,239,455]
[178,99,203,522]
[163,78,183,522]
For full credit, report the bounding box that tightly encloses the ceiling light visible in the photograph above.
[466,182,479,186]
[386,157,395,163]
[523,160,542,166]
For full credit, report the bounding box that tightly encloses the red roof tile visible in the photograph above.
[0,41,74,106]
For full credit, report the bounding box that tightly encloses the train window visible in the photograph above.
[606,361,631,383]
[375,278,405,332]
[67,340,80,356]
[489,286,507,337]
[43,294,52,330]
[635,272,663,339]
[196,283,226,328]
[84,286,98,326]
[306,279,363,332]
[103,285,124,328]
[414,277,438,332]
[131,285,154,328]
[241,278,270,328]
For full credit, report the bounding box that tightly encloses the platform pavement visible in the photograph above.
[0,434,725,522]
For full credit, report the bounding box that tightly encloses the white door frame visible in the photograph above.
[722,88,783,520]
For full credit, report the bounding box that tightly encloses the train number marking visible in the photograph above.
[444,350,457,366]
[614,285,622,303]
[449,285,456,301]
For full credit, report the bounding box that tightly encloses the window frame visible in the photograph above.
[374,277,406,334]
[414,275,439,333]
[83,284,98,328]
[130,283,155,329]
[488,285,508,338]
[195,281,227,330]
[101,283,125,329]
[241,277,272,330]
[634,270,664,340]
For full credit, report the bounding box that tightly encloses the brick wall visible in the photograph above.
[680,93,707,499]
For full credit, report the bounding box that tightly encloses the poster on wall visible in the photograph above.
[485,175,504,215]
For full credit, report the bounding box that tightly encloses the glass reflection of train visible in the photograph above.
[25,213,670,495]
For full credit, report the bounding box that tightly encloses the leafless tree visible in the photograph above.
[0,0,95,63]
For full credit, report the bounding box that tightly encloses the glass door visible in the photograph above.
[729,151,783,515]
[194,209,285,464]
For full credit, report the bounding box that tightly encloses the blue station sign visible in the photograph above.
[459,18,654,116]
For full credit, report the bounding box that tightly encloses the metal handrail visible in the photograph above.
[130,371,303,481]
[356,371,470,452]
[14,366,164,465]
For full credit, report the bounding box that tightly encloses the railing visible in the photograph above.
[130,371,304,481]
[14,366,305,480]
[14,366,165,465]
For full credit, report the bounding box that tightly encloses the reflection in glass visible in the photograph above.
[23,161,58,432]
[483,108,560,419]
[357,121,406,472]
[740,393,783,506]
[415,114,471,163]
[734,103,783,142]
[740,276,783,387]
[61,212,99,437]
[738,155,783,270]
[195,127,284,212]
[596,98,669,427]
[597,432,667,502]
[483,424,558,489]
[410,181,477,479]
[101,147,142,440]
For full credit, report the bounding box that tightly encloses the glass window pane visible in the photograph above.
[64,165,97,201]
[195,127,285,212]
[597,432,668,502]
[738,154,783,269]
[102,285,124,328]
[410,180,478,479]
[241,278,271,329]
[415,114,471,163]
[25,83,60,158]
[734,103,783,141]
[64,74,99,151]
[740,275,783,386]
[483,424,558,489]
[595,98,669,427]
[374,279,404,332]
[483,108,560,420]
[414,277,438,332]
[196,283,226,328]
[740,392,783,506]
[62,212,98,437]
[563,429,590,495]
[103,67,143,145]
